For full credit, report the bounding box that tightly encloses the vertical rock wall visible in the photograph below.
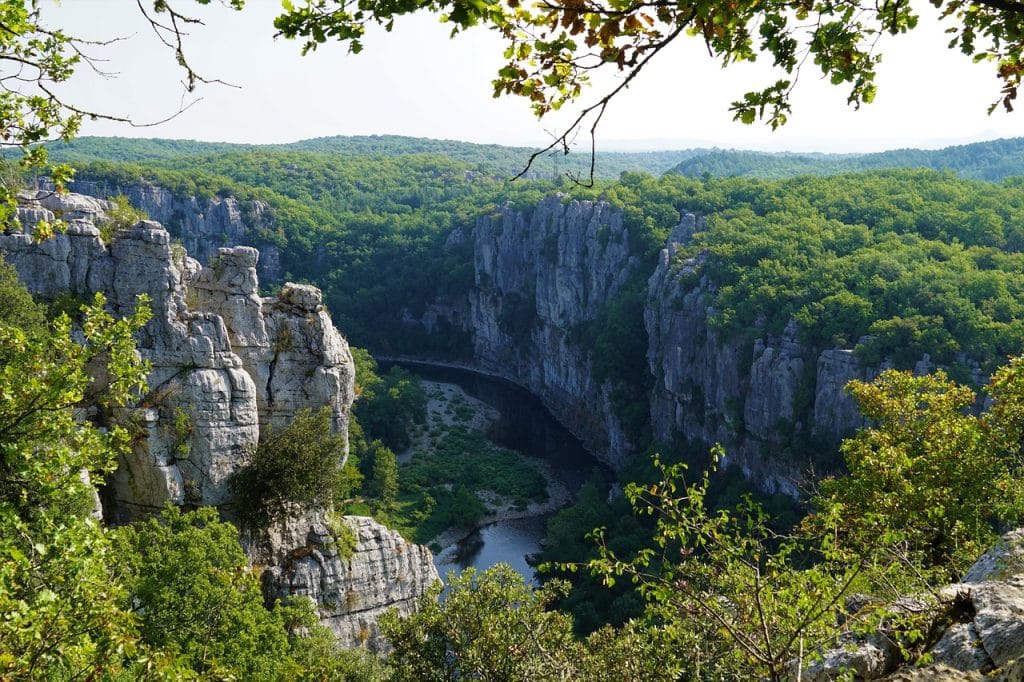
[463,201,889,492]
[468,195,638,468]
[646,217,879,493]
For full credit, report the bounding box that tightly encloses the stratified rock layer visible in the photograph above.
[261,515,438,650]
[0,192,437,650]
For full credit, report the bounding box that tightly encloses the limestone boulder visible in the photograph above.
[261,515,440,651]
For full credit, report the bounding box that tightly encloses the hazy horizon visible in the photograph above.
[61,130,1020,157]
[45,1,1023,155]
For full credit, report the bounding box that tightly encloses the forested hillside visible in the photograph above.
[670,137,1024,180]
[52,134,1024,181]
[63,151,1024,375]
[42,135,704,179]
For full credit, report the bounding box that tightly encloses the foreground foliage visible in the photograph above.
[0,293,153,678]
[111,506,296,679]
[810,366,1024,581]
[585,450,864,680]
[383,564,676,681]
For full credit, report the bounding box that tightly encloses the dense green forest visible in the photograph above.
[41,135,704,180]
[640,170,1024,370]
[670,137,1024,180]
[46,133,1024,184]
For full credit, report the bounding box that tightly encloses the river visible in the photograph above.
[382,360,601,584]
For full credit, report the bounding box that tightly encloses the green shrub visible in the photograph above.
[233,408,351,526]
[111,506,296,680]
[325,510,358,560]
[0,254,46,333]
[99,195,147,243]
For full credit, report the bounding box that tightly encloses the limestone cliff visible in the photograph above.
[0,191,438,650]
[260,515,437,650]
[644,217,990,493]
[56,181,874,486]
[58,178,283,282]
[432,198,882,483]
[644,220,878,493]
[467,194,638,468]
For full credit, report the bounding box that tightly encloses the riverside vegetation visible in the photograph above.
[345,350,549,545]
[6,135,1024,678]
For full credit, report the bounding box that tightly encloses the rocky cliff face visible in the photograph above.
[644,217,991,493]
[462,201,892,491]
[467,195,639,468]
[437,199,880,484]
[55,181,882,487]
[644,219,879,493]
[0,191,437,649]
[260,515,437,650]
[58,178,283,282]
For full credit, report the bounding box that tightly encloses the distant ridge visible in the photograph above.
[37,134,1024,181]
[669,137,1024,181]
[41,135,708,179]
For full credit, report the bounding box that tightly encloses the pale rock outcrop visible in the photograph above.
[188,249,352,437]
[814,348,874,441]
[798,529,1024,680]
[467,195,638,468]
[3,199,112,298]
[0,194,436,650]
[261,515,438,650]
[59,178,283,282]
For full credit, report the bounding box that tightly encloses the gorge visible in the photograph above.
[8,140,1024,678]
[58,176,901,496]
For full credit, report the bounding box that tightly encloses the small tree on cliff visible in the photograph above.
[233,407,352,526]
[368,439,399,512]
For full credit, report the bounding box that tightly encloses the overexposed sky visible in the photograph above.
[43,0,1022,153]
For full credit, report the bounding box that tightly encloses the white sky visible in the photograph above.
[43,0,1023,153]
